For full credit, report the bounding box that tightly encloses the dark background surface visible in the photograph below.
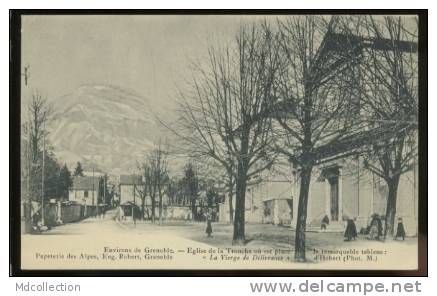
[9,9,428,277]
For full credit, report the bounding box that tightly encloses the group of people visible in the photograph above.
[320,213,406,241]
[364,214,406,241]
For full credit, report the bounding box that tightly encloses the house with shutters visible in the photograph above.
[69,176,101,206]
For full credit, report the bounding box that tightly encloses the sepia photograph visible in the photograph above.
[10,11,426,275]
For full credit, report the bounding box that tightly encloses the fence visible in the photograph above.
[124,205,218,221]
[43,203,101,227]
[22,201,106,232]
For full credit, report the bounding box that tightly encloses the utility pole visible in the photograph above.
[357,155,360,217]
[103,175,106,218]
[92,165,95,218]
[22,65,30,86]
[23,64,32,232]
[413,159,417,236]
[104,176,106,206]
[133,174,136,227]
[41,122,46,226]
[25,123,32,233]
[27,125,31,201]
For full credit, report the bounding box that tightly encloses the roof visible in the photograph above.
[119,175,144,185]
[120,201,140,207]
[263,197,293,202]
[71,176,100,191]
[317,165,341,182]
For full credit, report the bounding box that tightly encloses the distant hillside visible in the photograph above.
[50,84,170,175]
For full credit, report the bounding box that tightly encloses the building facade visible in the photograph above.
[119,175,144,206]
[69,176,101,206]
[219,157,418,236]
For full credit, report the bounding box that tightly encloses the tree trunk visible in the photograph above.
[159,192,163,226]
[228,175,234,224]
[141,197,145,221]
[191,199,196,221]
[151,195,156,223]
[384,175,400,239]
[232,162,248,245]
[294,162,313,262]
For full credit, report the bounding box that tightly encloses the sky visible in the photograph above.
[21,15,279,109]
[21,14,417,109]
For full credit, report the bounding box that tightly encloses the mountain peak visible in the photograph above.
[50,84,167,175]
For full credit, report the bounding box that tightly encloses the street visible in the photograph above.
[21,209,419,270]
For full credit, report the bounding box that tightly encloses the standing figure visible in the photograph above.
[395,217,406,240]
[368,214,382,240]
[344,218,358,241]
[376,216,383,239]
[101,205,106,219]
[117,205,124,222]
[321,214,329,231]
[31,209,42,233]
[205,211,213,237]
[32,210,41,226]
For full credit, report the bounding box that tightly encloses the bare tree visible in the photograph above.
[173,22,280,244]
[273,16,361,261]
[139,145,169,224]
[355,16,418,238]
[143,163,157,222]
[224,163,235,224]
[22,92,53,201]
[182,162,199,221]
[136,162,149,220]
[163,104,237,223]
[150,145,169,226]
[27,93,53,163]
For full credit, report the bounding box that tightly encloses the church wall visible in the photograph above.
[216,160,418,237]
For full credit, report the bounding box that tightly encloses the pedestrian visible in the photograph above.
[376,215,383,239]
[99,203,105,219]
[32,210,41,227]
[368,214,382,240]
[321,214,329,231]
[32,210,38,226]
[394,217,406,240]
[344,218,358,241]
[117,205,124,222]
[205,211,213,237]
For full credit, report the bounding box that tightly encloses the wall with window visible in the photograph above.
[68,189,98,206]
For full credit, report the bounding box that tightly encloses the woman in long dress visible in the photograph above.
[368,214,382,240]
[344,218,358,241]
[205,212,213,237]
[395,217,406,240]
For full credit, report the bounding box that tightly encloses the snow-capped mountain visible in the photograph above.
[50,84,170,175]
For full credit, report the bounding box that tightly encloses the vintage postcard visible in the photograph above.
[13,12,425,273]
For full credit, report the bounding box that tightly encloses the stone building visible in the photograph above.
[68,176,101,206]
[219,156,418,236]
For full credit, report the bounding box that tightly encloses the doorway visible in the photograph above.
[329,176,339,221]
